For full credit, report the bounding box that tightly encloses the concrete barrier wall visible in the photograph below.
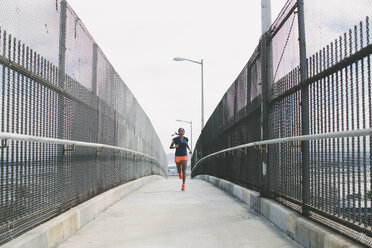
[1,175,164,248]
[195,175,362,248]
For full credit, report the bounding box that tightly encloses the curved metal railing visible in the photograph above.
[0,132,165,173]
[192,128,372,171]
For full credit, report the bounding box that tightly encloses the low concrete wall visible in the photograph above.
[195,175,362,248]
[2,175,164,248]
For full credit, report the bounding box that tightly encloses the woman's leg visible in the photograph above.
[181,160,187,184]
[176,162,181,176]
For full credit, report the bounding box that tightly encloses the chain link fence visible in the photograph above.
[0,0,167,245]
[192,0,371,245]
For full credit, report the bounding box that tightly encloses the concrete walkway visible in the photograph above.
[58,177,301,248]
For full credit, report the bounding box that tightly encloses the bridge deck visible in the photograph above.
[58,177,301,248]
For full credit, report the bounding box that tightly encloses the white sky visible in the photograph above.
[66,0,288,152]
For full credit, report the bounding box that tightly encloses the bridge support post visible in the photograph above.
[297,0,310,216]
[260,32,270,197]
[58,0,67,213]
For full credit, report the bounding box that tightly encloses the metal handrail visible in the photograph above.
[192,128,372,171]
[0,132,162,166]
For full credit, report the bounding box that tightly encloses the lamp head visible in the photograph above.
[173,57,185,61]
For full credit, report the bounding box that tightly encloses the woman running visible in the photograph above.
[170,127,192,191]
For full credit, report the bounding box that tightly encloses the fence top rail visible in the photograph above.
[193,128,372,170]
[0,132,161,165]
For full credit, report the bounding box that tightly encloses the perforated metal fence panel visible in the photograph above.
[0,0,167,245]
[192,0,372,245]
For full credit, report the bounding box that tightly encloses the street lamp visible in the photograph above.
[173,57,204,130]
[176,119,192,151]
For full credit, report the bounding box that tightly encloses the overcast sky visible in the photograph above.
[66,0,288,152]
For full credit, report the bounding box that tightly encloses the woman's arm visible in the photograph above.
[169,140,179,149]
[186,144,192,154]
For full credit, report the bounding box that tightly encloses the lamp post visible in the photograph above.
[176,119,192,151]
[173,57,204,130]
[261,0,271,34]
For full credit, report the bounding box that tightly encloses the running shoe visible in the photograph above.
[178,173,182,179]
[181,184,185,191]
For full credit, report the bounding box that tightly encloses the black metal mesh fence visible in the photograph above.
[0,0,167,245]
[192,0,372,245]
[271,0,299,85]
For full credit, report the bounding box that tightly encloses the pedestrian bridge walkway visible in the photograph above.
[57,177,300,248]
[1,1,371,247]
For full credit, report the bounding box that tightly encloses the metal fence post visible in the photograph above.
[91,43,100,190]
[58,0,67,212]
[58,0,67,128]
[247,63,251,104]
[297,0,310,215]
[260,33,270,196]
[92,43,98,96]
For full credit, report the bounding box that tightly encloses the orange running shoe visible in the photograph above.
[178,173,182,179]
[181,184,185,191]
